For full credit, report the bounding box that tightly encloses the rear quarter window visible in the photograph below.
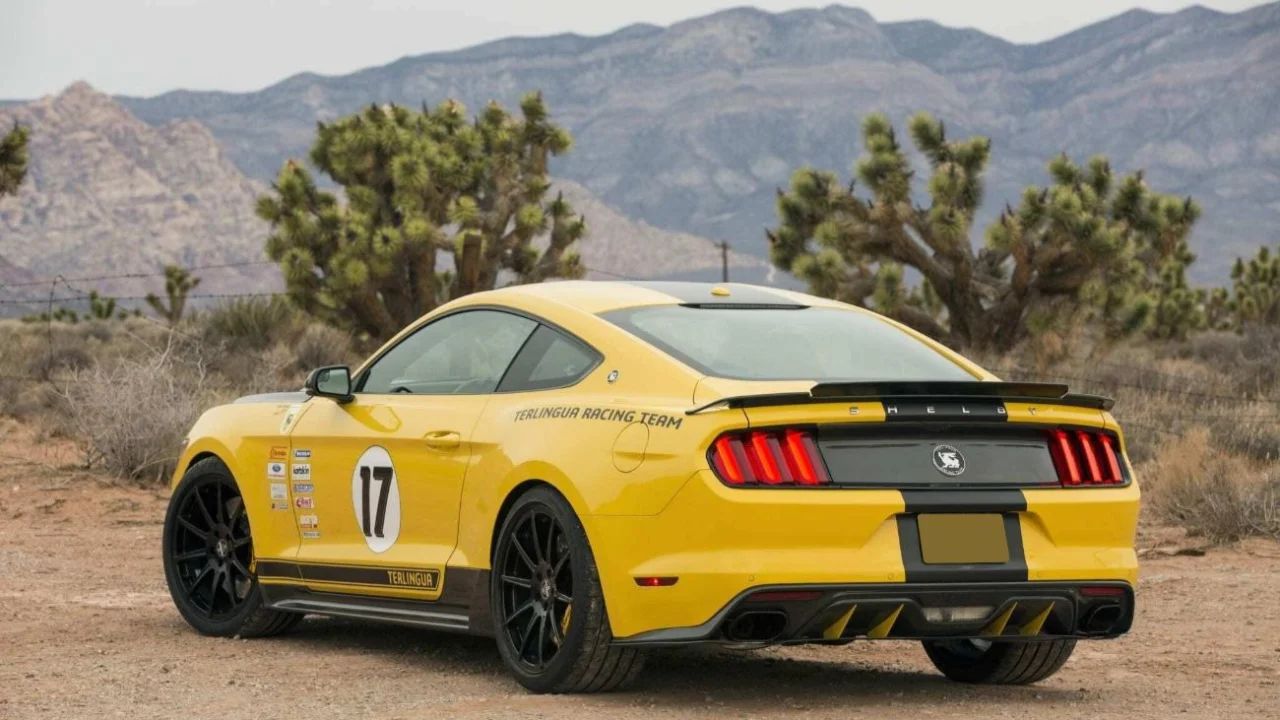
[602,306,975,382]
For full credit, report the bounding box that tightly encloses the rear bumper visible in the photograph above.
[614,581,1135,647]
[586,470,1139,639]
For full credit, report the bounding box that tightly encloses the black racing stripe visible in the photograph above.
[256,560,301,580]
[897,511,1029,583]
[901,489,1027,513]
[618,281,806,307]
[258,560,441,592]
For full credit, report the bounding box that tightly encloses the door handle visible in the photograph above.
[423,430,462,450]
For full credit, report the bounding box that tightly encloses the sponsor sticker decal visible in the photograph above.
[301,530,322,540]
[271,501,291,511]
[295,496,314,509]
[291,463,311,481]
[293,449,312,459]
[269,446,288,461]
[269,483,288,501]
[292,483,314,494]
[267,461,286,479]
[298,514,319,529]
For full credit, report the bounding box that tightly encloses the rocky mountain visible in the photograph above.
[0,82,273,301]
[0,84,757,313]
[118,2,1280,281]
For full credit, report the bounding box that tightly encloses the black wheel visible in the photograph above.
[491,486,644,693]
[922,638,1076,684]
[163,456,301,638]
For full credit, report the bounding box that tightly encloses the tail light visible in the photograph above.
[709,429,830,486]
[1047,429,1126,486]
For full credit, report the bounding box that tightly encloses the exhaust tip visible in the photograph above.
[1081,604,1123,635]
[724,610,788,643]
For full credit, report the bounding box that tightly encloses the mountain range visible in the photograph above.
[116,2,1280,281]
[0,85,761,310]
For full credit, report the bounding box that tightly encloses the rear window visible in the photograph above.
[602,306,975,382]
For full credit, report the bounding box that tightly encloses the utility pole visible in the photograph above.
[717,241,730,283]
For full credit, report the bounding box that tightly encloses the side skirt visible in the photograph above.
[259,567,493,636]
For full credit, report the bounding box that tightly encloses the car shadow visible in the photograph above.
[275,617,1092,710]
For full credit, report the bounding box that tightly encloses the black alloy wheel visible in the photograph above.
[169,474,254,620]
[490,487,644,693]
[498,506,574,671]
[163,456,301,638]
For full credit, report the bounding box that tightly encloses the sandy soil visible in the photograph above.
[1,425,1278,719]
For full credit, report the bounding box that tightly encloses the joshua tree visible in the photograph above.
[768,113,1200,351]
[257,93,586,339]
[146,265,200,325]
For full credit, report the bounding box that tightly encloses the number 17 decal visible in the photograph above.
[351,446,401,553]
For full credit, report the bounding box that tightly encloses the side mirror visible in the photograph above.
[305,365,353,404]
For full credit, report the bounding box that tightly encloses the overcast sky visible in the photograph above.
[1,0,1264,99]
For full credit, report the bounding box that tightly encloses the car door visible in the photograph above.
[286,309,538,601]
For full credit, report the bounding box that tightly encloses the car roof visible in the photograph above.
[485,280,850,315]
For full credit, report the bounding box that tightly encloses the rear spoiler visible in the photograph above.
[686,380,1115,415]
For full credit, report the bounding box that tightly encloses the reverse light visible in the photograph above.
[1048,429,1127,486]
[709,429,830,487]
[923,606,994,623]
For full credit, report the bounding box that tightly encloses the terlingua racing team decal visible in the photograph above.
[514,405,684,429]
[352,446,401,553]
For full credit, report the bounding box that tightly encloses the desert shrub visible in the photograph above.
[1141,429,1280,543]
[27,345,93,381]
[292,322,358,372]
[199,296,303,352]
[59,336,211,482]
[210,344,304,400]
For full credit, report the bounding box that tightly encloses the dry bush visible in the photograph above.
[58,333,212,483]
[983,340,1280,464]
[292,322,358,371]
[197,296,303,352]
[1141,429,1280,543]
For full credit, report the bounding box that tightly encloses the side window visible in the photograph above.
[359,310,537,395]
[497,325,600,393]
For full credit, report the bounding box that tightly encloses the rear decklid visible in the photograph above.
[693,378,1126,489]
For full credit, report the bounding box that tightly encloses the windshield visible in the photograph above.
[602,306,976,382]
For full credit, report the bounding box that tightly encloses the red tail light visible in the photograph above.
[710,429,830,487]
[1047,429,1126,486]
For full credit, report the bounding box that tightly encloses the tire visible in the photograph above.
[922,637,1076,684]
[490,486,645,693]
[162,456,302,638]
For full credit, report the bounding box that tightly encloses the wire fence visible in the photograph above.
[0,259,646,309]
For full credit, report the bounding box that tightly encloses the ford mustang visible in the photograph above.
[163,281,1138,693]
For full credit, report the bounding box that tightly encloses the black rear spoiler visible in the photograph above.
[686,380,1115,415]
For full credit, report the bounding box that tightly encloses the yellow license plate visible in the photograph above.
[918,514,1009,564]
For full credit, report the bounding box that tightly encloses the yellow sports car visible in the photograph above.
[163,281,1138,693]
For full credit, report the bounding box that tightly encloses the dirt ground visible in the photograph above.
[1,426,1278,719]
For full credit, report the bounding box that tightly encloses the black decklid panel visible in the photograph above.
[816,426,1060,489]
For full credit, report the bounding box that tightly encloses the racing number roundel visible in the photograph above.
[351,446,401,553]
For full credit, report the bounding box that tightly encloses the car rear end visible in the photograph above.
[588,290,1138,654]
